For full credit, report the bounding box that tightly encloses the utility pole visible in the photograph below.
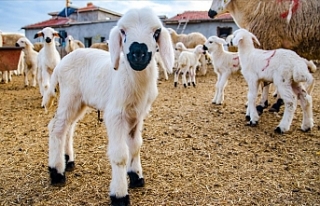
[66,0,72,7]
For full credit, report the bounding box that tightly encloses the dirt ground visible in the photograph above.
[0,67,319,206]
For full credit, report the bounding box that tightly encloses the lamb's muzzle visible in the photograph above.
[127,42,152,71]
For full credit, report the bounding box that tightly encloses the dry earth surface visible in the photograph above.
[1,67,319,206]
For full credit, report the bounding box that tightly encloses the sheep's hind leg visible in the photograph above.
[256,82,269,115]
[295,85,314,132]
[65,105,88,171]
[48,98,84,185]
[127,119,145,189]
[174,68,180,87]
[274,84,296,134]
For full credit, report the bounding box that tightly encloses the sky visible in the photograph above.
[0,0,212,34]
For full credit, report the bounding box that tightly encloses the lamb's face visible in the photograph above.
[109,8,174,72]
[194,44,206,55]
[117,26,160,71]
[34,27,61,44]
[16,37,27,48]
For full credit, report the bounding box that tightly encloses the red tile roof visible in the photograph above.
[22,17,71,29]
[166,11,233,22]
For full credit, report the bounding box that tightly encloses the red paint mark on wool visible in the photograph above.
[232,56,239,67]
[262,50,276,71]
[279,0,300,19]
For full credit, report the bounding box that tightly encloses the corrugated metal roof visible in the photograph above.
[166,11,233,22]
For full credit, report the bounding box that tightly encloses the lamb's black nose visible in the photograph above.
[45,37,52,43]
[127,42,152,71]
[208,9,218,18]
[15,43,20,47]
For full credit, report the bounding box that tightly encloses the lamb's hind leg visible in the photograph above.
[295,84,314,132]
[127,118,145,189]
[274,84,296,134]
[65,105,88,171]
[48,97,84,185]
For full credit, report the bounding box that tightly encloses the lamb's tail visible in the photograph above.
[41,67,59,112]
[303,59,317,73]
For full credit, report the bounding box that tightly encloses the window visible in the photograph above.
[84,37,92,47]
[217,27,232,39]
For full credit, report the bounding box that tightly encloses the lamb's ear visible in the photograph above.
[157,27,174,74]
[34,32,43,39]
[54,32,63,39]
[232,35,242,46]
[217,38,228,45]
[251,33,261,46]
[109,26,122,70]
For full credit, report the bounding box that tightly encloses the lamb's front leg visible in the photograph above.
[247,81,260,126]
[215,72,229,105]
[24,66,30,87]
[106,114,130,206]
[127,118,145,189]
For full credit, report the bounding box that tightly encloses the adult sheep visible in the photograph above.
[65,35,85,54]
[208,0,320,60]
[90,42,109,51]
[42,7,174,206]
[0,32,25,82]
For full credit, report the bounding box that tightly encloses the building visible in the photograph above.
[22,2,122,48]
[22,3,239,51]
[164,11,239,38]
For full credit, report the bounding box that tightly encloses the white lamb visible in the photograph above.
[174,44,205,88]
[232,28,316,133]
[65,35,85,54]
[203,36,240,104]
[15,37,39,87]
[34,27,61,98]
[42,8,174,206]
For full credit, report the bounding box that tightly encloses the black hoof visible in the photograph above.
[245,115,250,121]
[249,121,258,127]
[65,155,75,171]
[192,82,196,87]
[183,84,187,88]
[66,162,75,171]
[174,82,178,87]
[128,172,145,188]
[302,128,311,132]
[256,105,264,116]
[269,99,284,113]
[110,195,130,206]
[48,167,66,186]
[274,127,283,134]
[188,82,191,86]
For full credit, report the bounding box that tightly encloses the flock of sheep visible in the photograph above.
[1,0,319,205]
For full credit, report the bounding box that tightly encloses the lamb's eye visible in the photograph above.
[120,29,126,35]
[153,28,161,41]
[209,41,213,44]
